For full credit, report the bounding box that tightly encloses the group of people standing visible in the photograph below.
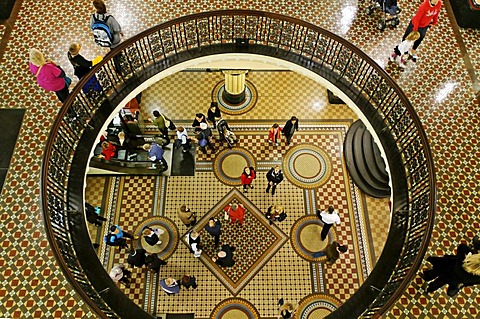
[30,0,123,103]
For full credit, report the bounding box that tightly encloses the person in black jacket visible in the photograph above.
[204,218,221,247]
[212,244,236,267]
[207,102,221,129]
[85,202,107,227]
[192,113,208,129]
[195,123,215,154]
[181,275,198,289]
[127,248,147,268]
[67,43,102,92]
[145,254,167,273]
[266,165,284,195]
[424,243,480,296]
[282,116,299,145]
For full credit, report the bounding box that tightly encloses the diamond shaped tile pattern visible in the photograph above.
[1,0,480,318]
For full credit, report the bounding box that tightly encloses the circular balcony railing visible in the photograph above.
[40,10,436,319]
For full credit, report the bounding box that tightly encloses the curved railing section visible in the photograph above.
[40,10,436,318]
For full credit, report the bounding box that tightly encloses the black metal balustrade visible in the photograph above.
[40,10,436,319]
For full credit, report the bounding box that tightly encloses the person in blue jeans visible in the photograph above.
[143,142,168,171]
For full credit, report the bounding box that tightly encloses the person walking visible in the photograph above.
[423,243,480,296]
[268,123,282,146]
[85,202,107,227]
[389,31,421,68]
[282,116,299,145]
[187,230,202,257]
[266,204,285,225]
[67,42,102,92]
[312,241,348,264]
[316,206,341,241]
[151,111,174,144]
[109,264,131,285]
[224,203,245,225]
[212,244,236,267]
[142,226,164,246]
[107,224,135,241]
[145,254,167,273]
[90,0,124,72]
[127,248,147,268]
[181,275,198,289]
[159,277,180,295]
[204,218,221,247]
[241,166,256,193]
[195,123,215,154]
[175,126,191,153]
[277,301,296,319]
[401,0,442,62]
[207,102,221,129]
[29,49,70,103]
[177,205,197,227]
[192,113,208,129]
[266,165,284,196]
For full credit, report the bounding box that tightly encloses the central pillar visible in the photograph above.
[222,70,248,104]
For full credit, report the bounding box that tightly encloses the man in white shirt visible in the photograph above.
[316,206,341,241]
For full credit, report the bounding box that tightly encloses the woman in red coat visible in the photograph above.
[240,166,256,193]
[100,141,117,160]
[268,123,282,146]
[225,203,245,225]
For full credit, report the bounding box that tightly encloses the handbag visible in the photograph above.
[160,113,176,130]
[65,76,72,87]
[198,138,208,147]
[224,208,230,221]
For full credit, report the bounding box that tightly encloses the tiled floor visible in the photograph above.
[1,0,479,319]
[85,72,378,318]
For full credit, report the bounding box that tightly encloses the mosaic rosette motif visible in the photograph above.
[134,217,179,260]
[212,80,258,115]
[296,293,342,318]
[291,216,337,262]
[181,188,288,295]
[210,297,260,319]
[282,144,332,189]
[213,147,256,186]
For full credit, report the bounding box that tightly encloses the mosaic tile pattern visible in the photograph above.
[0,0,479,318]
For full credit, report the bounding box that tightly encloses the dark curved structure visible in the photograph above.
[344,120,390,198]
[40,10,436,319]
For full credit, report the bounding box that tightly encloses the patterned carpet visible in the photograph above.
[181,188,288,296]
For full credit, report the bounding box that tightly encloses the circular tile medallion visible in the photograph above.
[213,147,256,186]
[296,293,342,319]
[210,298,260,319]
[212,80,258,115]
[133,217,179,260]
[283,144,332,189]
[290,216,337,262]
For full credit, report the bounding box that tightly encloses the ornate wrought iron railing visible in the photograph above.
[40,10,436,318]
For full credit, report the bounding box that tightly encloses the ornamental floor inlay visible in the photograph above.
[283,144,332,189]
[181,188,288,296]
[212,80,258,115]
[213,147,256,186]
[210,297,260,319]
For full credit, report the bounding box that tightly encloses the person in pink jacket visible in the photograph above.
[29,49,70,102]
[268,123,282,146]
[401,0,442,61]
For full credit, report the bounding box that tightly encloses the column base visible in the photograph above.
[223,90,245,105]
